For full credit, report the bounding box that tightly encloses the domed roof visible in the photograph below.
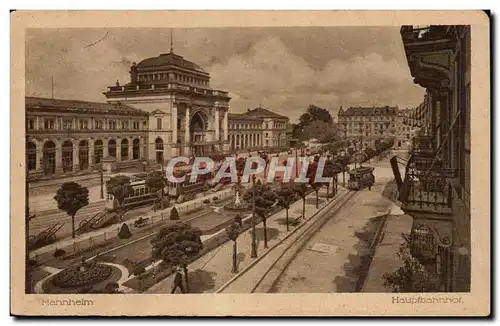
[136,51,205,73]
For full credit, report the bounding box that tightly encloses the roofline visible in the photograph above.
[25,96,149,116]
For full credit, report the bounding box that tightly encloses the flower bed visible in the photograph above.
[52,263,113,289]
[43,262,122,294]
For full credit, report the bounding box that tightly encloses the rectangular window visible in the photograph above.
[27,119,35,130]
[157,118,162,130]
[122,121,129,130]
[79,119,89,130]
[108,120,116,130]
[62,119,72,130]
[95,120,103,129]
[44,119,55,130]
[142,121,147,130]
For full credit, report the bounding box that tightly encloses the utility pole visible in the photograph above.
[251,175,257,258]
[100,168,104,199]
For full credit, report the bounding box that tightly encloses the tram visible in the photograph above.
[347,166,375,191]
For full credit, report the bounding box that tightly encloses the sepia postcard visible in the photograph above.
[10,10,490,316]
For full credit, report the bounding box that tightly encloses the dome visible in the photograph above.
[136,52,205,73]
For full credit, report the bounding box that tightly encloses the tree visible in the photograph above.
[54,182,89,239]
[145,170,166,211]
[294,183,309,219]
[383,235,440,292]
[254,190,277,249]
[302,120,335,142]
[276,183,295,231]
[151,222,203,293]
[170,206,180,220]
[225,221,241,273]
[299,104,333,125]
[106,175,134,212]
[118,223,132,239]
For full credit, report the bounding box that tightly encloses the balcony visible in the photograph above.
[398,154,454,218]
[410,134,434,157]
[400,25,456,92]
[105,82,229,99]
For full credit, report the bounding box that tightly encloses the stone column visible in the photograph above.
[223,109,228,141]
[116,138,122,162]
[55,142,63,173]
[185,106,190,143]
[139,138,144,160]
[214,107,220,141]
[171,104,178,143]
[128,137,133,160]
[73,143,79,171]
[88,139,95,169]
[103,139,109,158]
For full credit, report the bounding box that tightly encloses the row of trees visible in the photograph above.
[52,170,170,240]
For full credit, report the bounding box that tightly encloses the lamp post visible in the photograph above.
[251,175,258,258]
[295,147,298,178]
[340,148,346,187]
[100,168,104,199]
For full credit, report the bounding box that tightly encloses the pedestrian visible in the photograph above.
[368,172,375,191]
[171,266,185,294]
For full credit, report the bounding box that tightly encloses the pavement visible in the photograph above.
[362,213,413,292]
[146,186,347,294]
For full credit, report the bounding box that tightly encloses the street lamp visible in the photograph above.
[100,168,104,199]
[251,174,258,259]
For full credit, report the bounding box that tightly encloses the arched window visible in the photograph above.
[94,140,103,163]
[62,140,73,172]
[132,138,140,160]
[42,141,56,175]
[121,139,129,160]
[27,142,37,171]
[108,139,116,158]
[79,140,89,170]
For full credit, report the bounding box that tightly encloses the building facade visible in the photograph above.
[25,97,150,180]
[397,25,471,292]
[227,107,289,152]
[104,49,231,159]
[228,114,263,151]
[395,107,419,148]
[337,106,398,149]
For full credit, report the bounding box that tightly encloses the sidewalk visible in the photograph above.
[147,186,348,293]
[362,212,413,292]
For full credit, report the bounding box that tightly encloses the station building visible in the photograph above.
[25,48,289,180]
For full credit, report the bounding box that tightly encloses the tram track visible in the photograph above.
[215,189,359,294]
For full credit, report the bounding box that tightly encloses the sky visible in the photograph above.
[25,27,425,123]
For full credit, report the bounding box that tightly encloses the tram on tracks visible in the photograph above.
[347,166,375,191]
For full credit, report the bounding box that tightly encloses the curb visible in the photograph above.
[355,211,391,292]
